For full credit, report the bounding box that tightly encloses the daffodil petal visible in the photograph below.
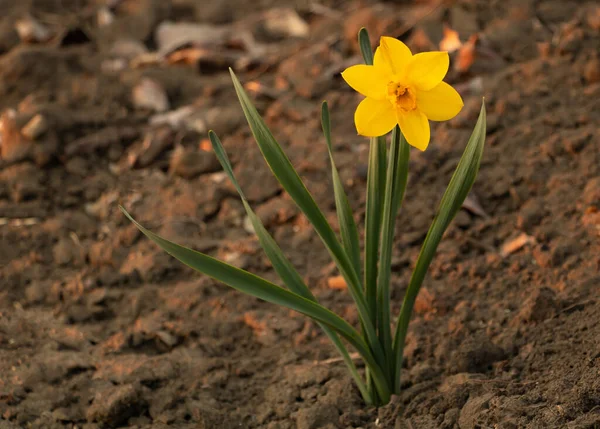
[397,109,430,151]
[406,51,449,91]
[417,81,464,121]
[374,37,412,75]
[341,65,388,100]
[355,97,397,137]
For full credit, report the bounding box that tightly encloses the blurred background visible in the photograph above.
[0,0,599,428]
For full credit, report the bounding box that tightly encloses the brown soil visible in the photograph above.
[1,0,599,428]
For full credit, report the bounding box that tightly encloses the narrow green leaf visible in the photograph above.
[357,27,386,401]
[376,126,409,372]
[392,101,486,393]
[364,136,387,321]
[358,27,374,65]
[228,69,386,371]
[122,205,390,402]
[209,131,375,404]
[321,102,362,279]
[121,207,382,367]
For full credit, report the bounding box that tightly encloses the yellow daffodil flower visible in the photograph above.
[342,37,464,151]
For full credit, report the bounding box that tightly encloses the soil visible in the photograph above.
[1,0,599,428]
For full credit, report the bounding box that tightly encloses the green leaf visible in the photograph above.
[392,101,486,393]
[376,126,409,373]
[228,69,386,371]
[364,136,386,322]
[120,206,387,378]
[321,102,362,279]
[208,130,376,404]
[358,27,374,65]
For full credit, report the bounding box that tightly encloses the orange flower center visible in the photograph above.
[387,82,417,112]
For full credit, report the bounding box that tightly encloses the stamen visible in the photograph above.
[386,81,417,112]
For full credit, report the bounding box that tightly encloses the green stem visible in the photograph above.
[376,127,409,377]
[364,136,387,323]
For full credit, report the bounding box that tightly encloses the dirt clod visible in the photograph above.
[86,384,145,427]
[449,336,506,374]
[516,287,558,323]
[296,404,339,429]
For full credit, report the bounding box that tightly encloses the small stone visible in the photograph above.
[557,23,585,55]
[550,237,578,266]
[296,404,339,429]
[260,8,309,40]
[231,155,280,203]
[15,16,52,43]
[286,364,330,388]
[21,114,48,140]
[583,56,600,84]
[89,241,114,268]
[11,173,44,202]
[169,146,221,179]
[48,326,89,350]
[110,39,148,59]
[583,177,600,206]
[25,281,48,304]
[516,200,545,230]
[97,7,115,27]
[186,400,232,429]
[86,384,145,427]
[132,78,169,113]
[458,393,495,429]
[516,287,557,323]
[255,197,297,227]
[532,245,552,268]
[443,408,460,429]
[204,106,245,136]
[562,128,591,154]
[0,109,34,162]
[449,335,506,374]
[585,6,600,30]
[414,288,436,315]
[132,127,174,168]
[53,237,85,266]
[454,211,472,229]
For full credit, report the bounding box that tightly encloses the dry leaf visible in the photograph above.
[21,114,48,140]
[0,109,33,162]
[455,34,478,73]
[199,138,212,152]
[15,16,52,43]
[242,312,268,336]
[462,193,489,218]
[414,288,436,315]
[327,275,347,290]
[261,8,309,39]
[500,233,537,257]
[440,24,462,53]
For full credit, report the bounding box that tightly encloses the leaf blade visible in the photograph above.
[392,101,486,393]
[122,207,361,348]
[376,126,409,373]
[358,27,374,65]
[121,205,391,401]
[321,102,362,279]
[209,130,375,404]
[228,69,386,370]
